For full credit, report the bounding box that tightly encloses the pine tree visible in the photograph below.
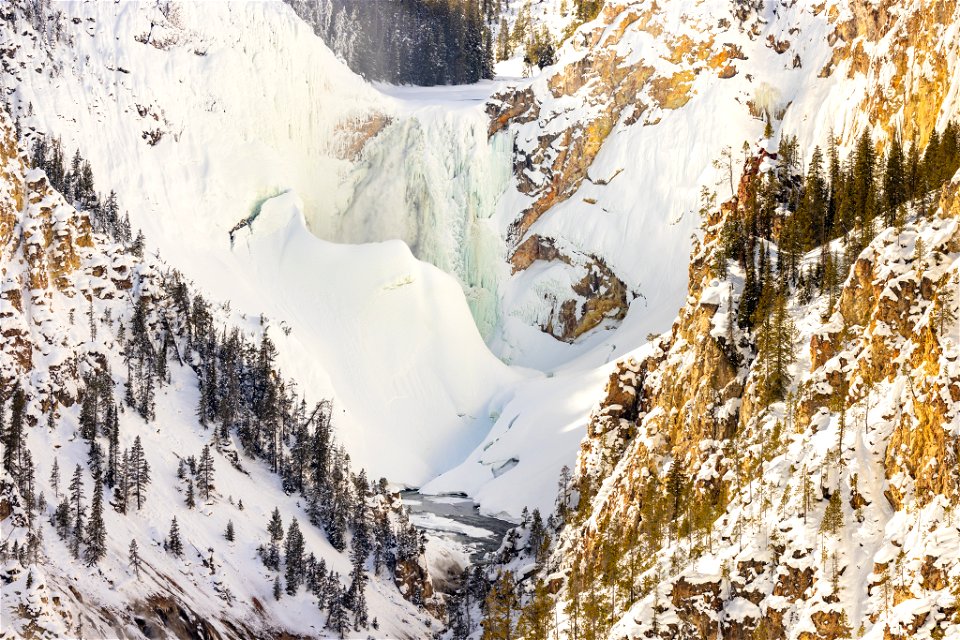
[84,470,107,566]
[130,435,151,510]
[820,248,840,315]
[820,491,844,536]
[273,575,282,601]
[185,479,196,509]
[197,444,214,501]
[883,133,906,224]
[68,464,85,559]
[851,129,877,231]
[801,466,814,524]
[129,538,142,579]
[915,236,927,274]
[2,386,25,477]
[580,559,610,640]
[225,520,235,542]
[167,516,183,557]
[46,397,56,432]
[802,146,828,248]
[906,132,922,201]
[482,570,517,640]
[20,448,36,528]
[113,449,130,514]
[348,557,368,629]
[268,507,284,542]
[518,578,553,640]
[50,457,60,499]
[106,412,119,488]
[738,249,761,329]
[932,277,958,337]
[53,497,71,540]
[347,518,369,628]
[285,519,305,595]
[266,507,283,571]
[756,292,798,402]
[326,579,349,639]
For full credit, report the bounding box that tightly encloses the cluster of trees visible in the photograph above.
[509,0,601,68]
[46,430,151,568]
[491,1,555,69]
[720,124,960,300]
[286,0,607,83]
[109,202,427,626]
[286,0,493,85]
[178,287,426,584]
[469,569,555,640]
[258,503,381,636]
[778,123,960,269]
[448,507,557,639]
[176,445,215,508]
[1,387,36,525]
[28,136,135,244]
[714,123,960,402]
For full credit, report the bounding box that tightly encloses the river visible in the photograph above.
[401,491,515,592]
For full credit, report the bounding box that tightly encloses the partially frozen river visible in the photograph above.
[402,491,515,592]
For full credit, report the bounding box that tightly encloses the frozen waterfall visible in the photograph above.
[306,96,514,339]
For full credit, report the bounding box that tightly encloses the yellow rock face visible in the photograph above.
[825,0,960,148]
[0,109,101,373]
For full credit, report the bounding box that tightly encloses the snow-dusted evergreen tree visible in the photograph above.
[68,464,85,559]
[167,517,183,557]
[129,435,150,510]
[128,539,142,579]
[185,479,196,509]
[84,470,107,566]
[265,507,284,571]
[285,519,305,595]
[197,444,214,501]
[2,386,26,477]
[49,457,60,499]
[326,576,349,639]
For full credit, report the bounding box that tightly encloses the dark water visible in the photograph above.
[401,491,514,562]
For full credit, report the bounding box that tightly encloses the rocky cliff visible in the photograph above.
[504,146,960,638]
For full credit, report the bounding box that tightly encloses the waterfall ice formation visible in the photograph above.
[311,97,515,339]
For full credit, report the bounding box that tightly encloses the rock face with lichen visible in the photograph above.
[820,0,960,149]
[0,115,100,381]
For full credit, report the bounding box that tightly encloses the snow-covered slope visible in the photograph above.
[1,0,521,488]
[0,108,435,639]
[462,133,960,637]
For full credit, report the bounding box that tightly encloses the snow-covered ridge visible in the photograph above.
[477,141,960,637]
